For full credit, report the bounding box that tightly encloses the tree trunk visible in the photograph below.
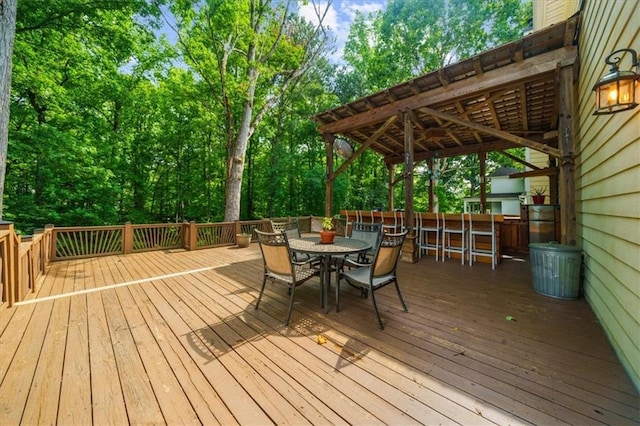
[224,52,258,222]
[0,0,18,220]
[224,91,254,221]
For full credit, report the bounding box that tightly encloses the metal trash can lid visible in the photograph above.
[529,242,582,252]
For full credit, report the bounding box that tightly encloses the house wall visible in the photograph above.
[575,0,640,390]
[533,0,579,31]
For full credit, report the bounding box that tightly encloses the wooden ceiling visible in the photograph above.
[314,14,580,166]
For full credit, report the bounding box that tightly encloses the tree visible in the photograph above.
[169,0,332,221]
[0,0,18,220]
[5,0,166,231]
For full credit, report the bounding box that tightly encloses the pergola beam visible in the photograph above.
[419,106,562,158]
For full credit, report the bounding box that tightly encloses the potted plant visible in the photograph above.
[236,232,251,248]
[319,216,336,244]
[532,186,547,204]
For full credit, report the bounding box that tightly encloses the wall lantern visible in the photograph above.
[593,48,639,115]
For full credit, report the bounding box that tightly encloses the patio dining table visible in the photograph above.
[288,236,371,313]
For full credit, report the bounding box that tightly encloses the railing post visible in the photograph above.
[11,225,21,305]
[43,224,53,268]
[188,221,197,250]
[123,222,133,254]
[0,222,15,306]
[47,224,58,261]
[181,222,188,249]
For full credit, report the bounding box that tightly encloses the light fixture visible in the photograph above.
[334,137,353,160]
[593,48,639,115]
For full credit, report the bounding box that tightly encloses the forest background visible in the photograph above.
[2,0,532,234]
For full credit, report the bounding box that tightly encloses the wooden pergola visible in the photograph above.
[314,14,580,247]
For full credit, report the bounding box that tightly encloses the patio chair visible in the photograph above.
[270,220,289,233]
[336,231,408,329]
[280,221,319,264]
[349,222,383,263]
[254,230,321,326]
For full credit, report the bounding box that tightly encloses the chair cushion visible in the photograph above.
[267,265,317,284]
[343,267,394,289]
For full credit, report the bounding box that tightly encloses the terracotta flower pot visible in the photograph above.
[319,230,336,244]
[532,195,546,204]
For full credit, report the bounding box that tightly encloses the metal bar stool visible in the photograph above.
[441,213,469,264]
[416,212,442,260]
[469,213,498,269]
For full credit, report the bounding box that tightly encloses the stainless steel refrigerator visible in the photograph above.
[527,205,558,244]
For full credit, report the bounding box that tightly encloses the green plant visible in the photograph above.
[532,186,547,196]
[322,216,335,231]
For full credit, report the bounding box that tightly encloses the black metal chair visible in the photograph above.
[336,231,408,329]
[349,222,383,263]
[254,230,320,325]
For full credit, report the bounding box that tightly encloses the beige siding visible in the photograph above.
[534,0,579,30]
[526,150,551,201]
[577,0,640,389]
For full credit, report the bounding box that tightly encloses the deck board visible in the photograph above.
[1,243,638,425]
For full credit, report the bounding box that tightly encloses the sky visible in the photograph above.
[298,0,387,63]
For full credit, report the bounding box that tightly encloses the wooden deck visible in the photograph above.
[1,242,638,425]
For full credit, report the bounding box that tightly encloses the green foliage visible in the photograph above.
[5,0,533,233]
[338,0,532,97]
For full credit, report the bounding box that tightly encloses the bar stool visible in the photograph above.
[344,210,354,236]
[395,211,406,232]
[416,212,442,260]
[441,213,469,264]
[469,213,498,269]
[381,211,394,233]
[383,211,405,233]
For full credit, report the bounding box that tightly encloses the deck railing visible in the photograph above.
[0,216,321,307]
[1,223,53,307]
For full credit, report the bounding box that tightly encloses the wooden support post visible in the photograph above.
[548,157,559,205]
[387,163,394,211]
[403,110,417,263]
[401,235,418,263]
[324,133,334,216]
[558,65,577,245]
[479,151,486,213]
[427,156,434,212]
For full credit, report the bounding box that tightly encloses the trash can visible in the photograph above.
[529,242,582,300]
